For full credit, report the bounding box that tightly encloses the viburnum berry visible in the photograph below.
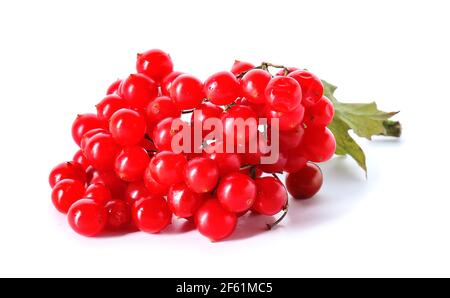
[191,102,223,137]
[124,181,150,205]
[105,199,132,230]
[204,71,240,105]
[222,104,258,146]
[288,70,323,107]
[286,162,323,199]
[106,79,122,95]
[136,49,173,82]
[252,177,288,216]
[195,199,237,242]
[217,172,257,213]
[149,151,187,186]
[265,76,302,112]
[49,161,86,188]
[80,128,106,153]
[152,117,182,151]
[258,151,287,173]
[168,183,206,218]
[96,94,127,124]
[275,67,299,76]
[71,114,104,146]
[132,196,172,233]
[143,165,169,196]
[304,96,334,127]
[284,149,307,173]
[146,96,181,133]
[277,125,305,151]
[301,126,336,162]
[114,146,150,182]
[73,150,89,170]
[84,132,121,171]
[90,170,127,199]
[109,108,146,147]
[203,142,241,176]
[230,60,254,76]
[84,183,112,205]
[170,74,205,110]
[51,179,86,213]
[266,103,305,131]
[119,73,158,111]
[67,198,107,236]
[184,157,220,194]
[161,71,183,96]
[240,69,272,104]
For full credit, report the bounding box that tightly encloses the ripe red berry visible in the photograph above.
[267,103,305,131]
[222,104,258,146]
[276,125,305,151]
[85,183,112,205]
[105,199,131,230]
[301,127,336,162]
[119,73,158,110]
[191,102,223,137]
[284,148,307,173]
[195,199,237,241]
[152,117,182,151]
[161,71,183,96]
[114,146,150,182]
[217,172,257,213]
[73,150,89,170]
[170,74,205,110]
[106,79,122,95]
[149,151,187,186]
[288,70,323,107]
[49,161,86,188]
[252,177,288,216]
[132,196,172,233]
[80,128,106,153]
[231,60,254,76]
[265,76,302,112]
[143,166,169,196]
[204,71,240,105]
[184,157,220,194]
[91,171,127,199]
[240,69,272,104]
[275,67,299,76]
[286,162,323,199]
[67,198,107,236]
[168,183,206,218]
[204,142,241,176]
[136,49,173,82]
[84,132,121,171]
[304,96,334,126]
[71,114,104,146]
[96,94,127,124]
[51,179,85,213]
[109,108,146,146]
[258,151,287,173]
[125,181,150,204]
[146,96,181,133]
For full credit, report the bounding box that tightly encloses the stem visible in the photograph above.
[381,120,402,137]
[267,203,289,230]
[235,61,290,79]
[182,109,195,114]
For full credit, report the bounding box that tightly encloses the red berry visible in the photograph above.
[73,150,89,170]
[114,146,150,182]
[119,73,158,110]
[168,183,206,218]
[161,71,183,96]
[267,103,305,131]
[132,196,172,233]
[275,67,299,76]
[106,79,122,95]
[286,162,323,199]
[217,172,257,213]
[301,127,336,162]
[265,76,302,112]
[195,199,237,241]
[71,114,104,146]
[146,96,181,133]
[96,94,127,123]
[125,181,150,204]
[204,142,241,176]
[231,60,254,76]
[184,157,220,194]
[240,69,271,104]
[84,132,121,171]
[143,166,169,196]
[152,117,182,151]
[284,149,307,173]
[258,151,287,173]
[109,108,146,147]
[204,71,240,105]
[288,70,323,107]
[222,104,258,147]
[85,183,112,205]
[105,200,131,230]
[80,128,106,153]
[136,49,173,82]
[170,74,204,110]
[49,161,86,188]
[191,102,223,137]
[149,151,187,186]
[51,179,85,213]
[277,125,305,152]
[304,96,334,126]
[252,177,287,216]
[92,171,127,199]
[68,198,107,236]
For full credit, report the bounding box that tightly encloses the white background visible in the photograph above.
[0,0,449,278]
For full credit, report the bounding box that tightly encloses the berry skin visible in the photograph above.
[195,199,237,242]
[265,76,302,112]
[217,172,257,213]
[252,177,288,216]
[119,73,158,111]
[80,128,106,153]
[73,150,89,170]
[170,74,205,110]
[84,183,112,205]
[84,132,121,171]
[91,171,127,199]
[51,179,86,213]
[204,142,241,176]
[286,162,323,199]
[275,67,299,76]
[96,94,127,124]
[191,102,223,137]
[301,127,336,162]
[106,79,122,95]
[288,70,323,107]
[146,96,181,133]
[67,198,107,237]
[304,96,334,127]
[284,148,307,173]
[143,166,169,196]
[136,49,173,82]
[149,151,187,186]
[277,125,305,151]
[267,103,305,131]
[132,196,172,233]
[125,181,150,204]
[71,114,104,146]
[184,157,220,194]
[152,117,181,151]
[204,71,240,105]
[161,71,183,96]
[231,60,254,76]
[49,161,86,188]
[105,200,131,230]
[258,151,287,173]
[222,104,258,146]
[168,183,206,218]
[240,69,272,104]
[109,108,146,147]
[114,146,150,182]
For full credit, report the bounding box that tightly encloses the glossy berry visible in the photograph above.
[80,128,106,153]
[204,142,241,176]
[143,166,169,196]
[96,94,127,123]
[114,146,150,182]
[109,108,146,146]
[146,96,181,133]
[258,151,287,173]
[240,69,271,104]
[51,179,86,213]
[195,199,237,241]
[84,132,121,171]
[73,150,89,170]
[149,151,187,186]
[161,71,183,96]
[119,74,158,110]
[277,125,305,151]
[71,114,104,146]
[267,103,305,131]
[184,157,220,194]
[288,70,323,107]
[304,96,334,126]
[84,183,112,205]
[105,200,131,230]
[132,196,172,233]
[49,161,86,188]
[170,74,205,110]
[125,181,150,204]
[168,183,205,218]
[286,162,323,199]
[91,171,127,199]
[252,177,288,216]
[217,172,257,213]
[67,198,107,236]
[136,49,173,82]
[222,104,258,146]
[265,76,302,112]
[204,71,240,105]
[301,127,336,162]
[284,148,307,173]
[191,102,223,137]
[231,60,254,76]
[152,117,182,151]
[106,79,122,95]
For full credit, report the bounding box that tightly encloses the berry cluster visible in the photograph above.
[49,49,336,241]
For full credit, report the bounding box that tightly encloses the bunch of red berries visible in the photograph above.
[49,49,336,241]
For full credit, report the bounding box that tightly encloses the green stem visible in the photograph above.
[381,120,402,137]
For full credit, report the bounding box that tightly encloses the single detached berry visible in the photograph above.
[195,199,237,242]
[286,162,323,199]
[132,196,172,233]
[67,198,107,236]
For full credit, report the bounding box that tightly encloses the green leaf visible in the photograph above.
[323,80,401,173]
